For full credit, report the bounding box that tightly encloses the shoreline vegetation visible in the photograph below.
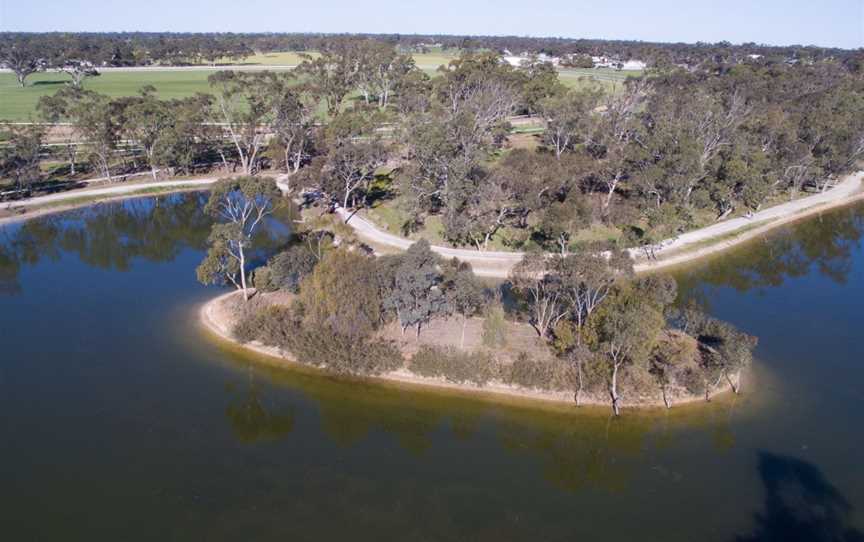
[200,289,739,411]
[193,177,759,416]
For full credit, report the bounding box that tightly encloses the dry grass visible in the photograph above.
[379,316,552,363]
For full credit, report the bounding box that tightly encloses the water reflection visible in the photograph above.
[225,348,752,495]
[676,204,864,295]
[0,192,295,295]
[0,193,212,294]
[735,452,864,542]
[225,369,295,443]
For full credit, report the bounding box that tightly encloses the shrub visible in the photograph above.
[231,302,402,376]
[504,354,576,392]
[481,301,508,348]
[409,345,500,386]
[251,265,273,292]
[262,244,318,293]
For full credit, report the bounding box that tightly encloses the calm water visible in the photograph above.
[1,194,863,541]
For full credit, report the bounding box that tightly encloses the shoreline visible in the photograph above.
[635,187,864,273]
[0,179,220,226]
[199,290,736,412]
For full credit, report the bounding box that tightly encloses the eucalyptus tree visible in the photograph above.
[400,52,522,231]
[587,284,664,416]
[556,248,633,341]
[634,83,751,209]
[535,196,592,255]
[197,176,281,301]
[270,83,318,177]
[313,110,389,212]
[518,56,564,115]
[689,316,757,396]
[37,90,80,175]
[154,94,216,175]
[38,87,120,181]
[589,78,648,212]
[0,39,47,87]
[447,170,518,251]
[441,259,486,348]
[49,35,104,88]
[356,40,417,108]
[297,39,361,116]
[539,85,603,159]
[509,251,568,339]
[118,87,174,180]
[383,240,449,337]
[207,70,288,175]
[0,124,45,193]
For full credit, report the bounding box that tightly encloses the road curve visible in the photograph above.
[338,171,863,277]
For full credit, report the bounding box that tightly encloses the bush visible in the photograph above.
[504,353,576,392]
[255,244,318,293]
[409,345,500,386]
[481,301,508,348]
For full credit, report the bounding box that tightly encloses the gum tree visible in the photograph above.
[197,177,281,300]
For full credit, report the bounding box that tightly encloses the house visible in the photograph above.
[503,55,526,67]
[620,59,646,70]
[503,53,561,67]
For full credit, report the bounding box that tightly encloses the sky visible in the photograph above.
[1,0,862,49]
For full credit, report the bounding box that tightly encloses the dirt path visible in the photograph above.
[338,171,864,277]
[0,177,220,213]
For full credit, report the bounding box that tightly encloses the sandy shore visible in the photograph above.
[199,290,735,411]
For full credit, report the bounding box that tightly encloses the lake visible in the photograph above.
[2,193,862,541]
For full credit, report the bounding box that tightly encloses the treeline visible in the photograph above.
[0,33,255,86]
[3,31,861,76]
[205,176,755,414]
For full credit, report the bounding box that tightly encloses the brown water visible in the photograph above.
[1,194,862,541]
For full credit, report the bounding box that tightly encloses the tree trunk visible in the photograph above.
[102,159,112,183]
[662,386,671,409]
[610,363,621,416]
[239,242,248,301]
[726,370,741,394]
[603,172,621,212]
[460,316,467,350]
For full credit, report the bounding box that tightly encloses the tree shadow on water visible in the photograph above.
[735,452,864,542]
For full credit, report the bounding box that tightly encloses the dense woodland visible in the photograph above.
[4,35,863,255]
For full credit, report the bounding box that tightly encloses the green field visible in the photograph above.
[0,71,219,121]
[558,67,642,93]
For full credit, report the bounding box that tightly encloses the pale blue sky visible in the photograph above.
[1,0,862,49]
